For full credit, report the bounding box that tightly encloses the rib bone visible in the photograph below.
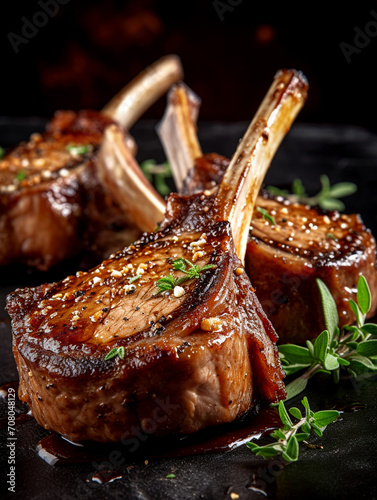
[215,70,308,260]
[102,55,184,128]
[97,125,165,232]
[156,83,202,191]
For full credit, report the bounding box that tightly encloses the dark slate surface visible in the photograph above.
[1,119,377,500]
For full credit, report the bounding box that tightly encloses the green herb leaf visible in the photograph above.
[15,170,27,182]
[266,175,357,212]
[0,146,4,159]
[172,258,188,272]
[282,435,299,462]
[292,178,307,196]
[278,400,293,428]
[66,144,90,155]
[278,344,313,365]
[323,353,340,371]
[128,275,141,284]
[313,410,339,428]
[316,279,339,338]
[288,407,302,420]
[347,354,377,371]
[326,233,338,241]
[105,346,125,360]
[357,275,371,315]
[165,474,176,479]
[156,274,176,292]
[284,377,308,401]
[349,299,364,327]
[140,160,172,196]
[329,182,358,198]
[361,323,377,336]
[156,258,216,294]
[313,330,330,363]
[256,206,276,225]
[356,340,377,357]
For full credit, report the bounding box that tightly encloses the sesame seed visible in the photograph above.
[192,251,205,262]
[111,270,122,278]
[201,317,223,332]
[42,170,52,179]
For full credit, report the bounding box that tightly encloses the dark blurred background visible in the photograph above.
[1,0,377,130]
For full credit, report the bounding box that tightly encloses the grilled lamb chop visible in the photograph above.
[0,55,183,270]
[7,70,307,443]
[157,83,377,344]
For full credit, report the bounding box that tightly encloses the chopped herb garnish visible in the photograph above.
[66,144,90,155]
[165,474,176,479]
[267,175,357,212]
[327,233,338,241]
[15,170,27,182]
[140,159,172,196]
[105,346,125,361]
[256,206,276,225]
[128,275,141,284]
[247,397,339,462]
[156,258,216,294]
[279,275,377,401]
[0,146,4,159]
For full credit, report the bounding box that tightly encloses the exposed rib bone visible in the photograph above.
[102,55,184,129]
[156,83,202,192]
[97,125,165,232]
[215,69,308,261]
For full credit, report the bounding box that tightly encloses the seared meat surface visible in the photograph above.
[0,110,138,270]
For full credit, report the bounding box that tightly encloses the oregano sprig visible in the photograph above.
[246,397,339,462]
[279,275,377,400]
[267,175,357,211]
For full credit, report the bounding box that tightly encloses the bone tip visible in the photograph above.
[274,68,309,94]
[158,54,184,79]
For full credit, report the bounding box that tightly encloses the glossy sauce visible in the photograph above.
[36,407,281,466]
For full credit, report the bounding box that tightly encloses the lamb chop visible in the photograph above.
[0,55,183,271]
[6,70,307,443]
[157,83,377,344]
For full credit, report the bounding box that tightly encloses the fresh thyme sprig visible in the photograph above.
[246,397,339,462]
[256,206,276,225]
[267,175,357,211]
[156,258,216,294]
[279,275,377,401]
[140,159,172,196]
